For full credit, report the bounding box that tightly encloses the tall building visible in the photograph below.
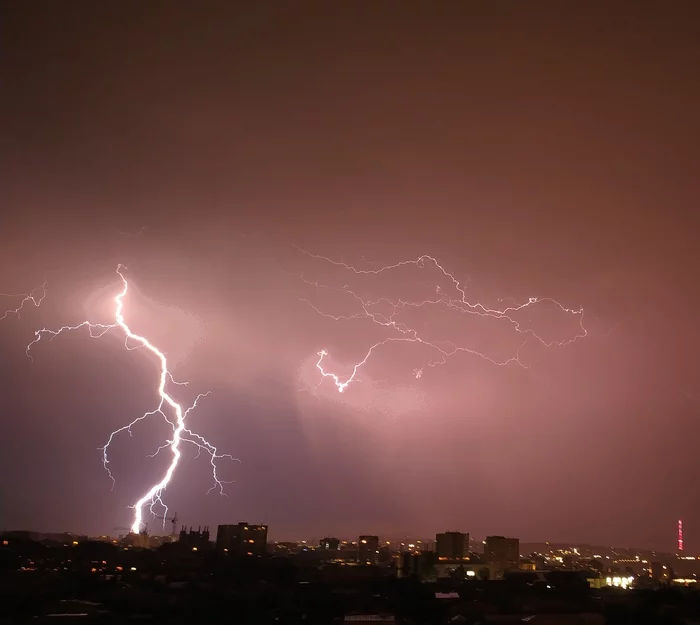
[484,536,519,573]
[216,522,268,555]
[358,535,380,564]
[436,531,470,560]
[178,526,211,549]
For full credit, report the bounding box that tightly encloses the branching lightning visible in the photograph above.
[296,247,587,393]
[27,265,235,533]
[1,282,47,321]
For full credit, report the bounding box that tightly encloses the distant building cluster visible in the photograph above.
[164,523,525,580]
[4,521,699,590]
[5,523,700,622]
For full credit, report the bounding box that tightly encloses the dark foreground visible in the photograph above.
[2,540,700,624]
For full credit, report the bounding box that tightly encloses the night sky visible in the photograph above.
[2,2,699,550]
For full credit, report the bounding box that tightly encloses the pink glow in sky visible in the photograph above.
[2,1,699,550]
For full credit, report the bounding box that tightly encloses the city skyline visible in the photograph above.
[2,2,699,548]
[1,521,692,557]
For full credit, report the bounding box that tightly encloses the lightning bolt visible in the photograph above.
[296,247,587,393]
[1,282,47,321]
[27,265,236,533]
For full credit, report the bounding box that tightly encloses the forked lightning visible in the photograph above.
[27,265,235,533]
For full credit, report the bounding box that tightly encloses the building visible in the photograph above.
[121,530,150,549]
[400,552,498,581]
[271,541,299,555]
[178,526,210,549]
[436,531,470,560]
[358,535,380,564]
[320,537,340,550]
[650,561,670,581]
[399,551,437,578]
[216,523,268,555]
[519,559,536,571]
[484,536,519,574]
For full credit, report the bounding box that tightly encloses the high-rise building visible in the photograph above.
[178,526,211,549]
[320,537,340,550]
[358,535,380,564]
[484,536,519,573]
[436,531,470,560]
[216,522,268,555]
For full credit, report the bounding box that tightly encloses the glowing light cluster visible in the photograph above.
[606,576,635,589]
[27,265,235,533]
[297,247,587,393]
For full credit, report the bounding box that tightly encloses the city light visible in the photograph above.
[605,576,635,589]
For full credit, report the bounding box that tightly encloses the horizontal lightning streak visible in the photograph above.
[27,265,235,533]
[295,247,587,393]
